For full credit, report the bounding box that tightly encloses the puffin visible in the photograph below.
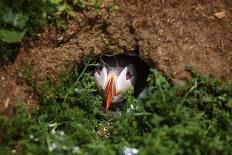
[94,54,149,110]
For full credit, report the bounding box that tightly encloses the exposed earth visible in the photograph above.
[0,0,232,114]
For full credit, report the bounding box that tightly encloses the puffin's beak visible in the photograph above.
[106,77,114,110]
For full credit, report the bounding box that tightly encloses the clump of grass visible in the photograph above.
[1,61,232,154]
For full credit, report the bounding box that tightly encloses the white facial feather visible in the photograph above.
[94,67,108,90]
[116,67,132,94]
[94,65,135,104]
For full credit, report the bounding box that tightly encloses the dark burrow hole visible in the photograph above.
[92,53,150,110]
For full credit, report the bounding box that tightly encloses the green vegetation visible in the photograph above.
[1,59,232,154]
[0,0,118,61]
[0,0,71,61]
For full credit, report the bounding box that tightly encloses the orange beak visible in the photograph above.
[106,77,114,110]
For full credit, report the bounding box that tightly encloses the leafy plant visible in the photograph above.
[72,0,86,9]
[0,0,76,61]
[0,0,119,62]
[108,3,119,13]
[91,0,103,12]
[1,61,232,154]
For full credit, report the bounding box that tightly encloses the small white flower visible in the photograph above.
[35,138,39,142]
[62,145,68,150]
[123,146,139,155]
[11,149,16,154]
[72,146,80,153]
[48,143,57,152]
[29,134,34,139]
[51,129,56,134]
[59,130,65,136]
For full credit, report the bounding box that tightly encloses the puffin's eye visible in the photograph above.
[126,71,132,80]
[96,64,103,75]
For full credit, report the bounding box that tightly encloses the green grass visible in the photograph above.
[1,58,232,154]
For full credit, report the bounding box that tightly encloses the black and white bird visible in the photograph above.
[94,54,149,110]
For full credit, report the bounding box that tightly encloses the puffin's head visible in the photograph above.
[94,63,136,110]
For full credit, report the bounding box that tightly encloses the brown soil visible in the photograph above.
[0,0,232,114]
